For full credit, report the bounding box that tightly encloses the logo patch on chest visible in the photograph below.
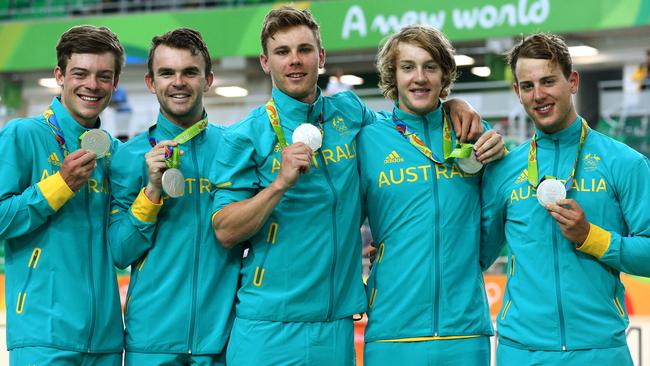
[383,150,404,164]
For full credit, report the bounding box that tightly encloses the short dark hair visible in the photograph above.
[147,28,212,78]
[260,6,321,56]
[507,33,572,82]
[377,25,457,100]
[56,25,125,76]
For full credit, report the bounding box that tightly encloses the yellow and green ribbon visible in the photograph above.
[43,108,70,158]
[148,116,208,169]
[527,119,589,190]
[392,107,472,164]
[265,98,324,150]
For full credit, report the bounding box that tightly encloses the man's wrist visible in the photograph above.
[269,178,289,195]
[144,183,162,203]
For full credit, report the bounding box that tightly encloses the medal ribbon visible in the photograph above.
[265,98,324,150]
[43,108,70,158]
[527,119,589,190]
[148,116,209,169]
[391,107,472,164]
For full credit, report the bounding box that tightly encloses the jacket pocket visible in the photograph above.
[367,242,385,309]
[250,221,280,288]
[613,297,625,318]
[16,247,42,314]
[500,299,512,321]
[500,255,516,321]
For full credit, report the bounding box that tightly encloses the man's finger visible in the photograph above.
[475,132,499,156]
[467,116,483,141]
[149,161,168,172]
[459,114,471,143]
[155,140,178,149]
[478,144,505,164]
[289,142,313,155]
[76,151,98,165]
[473,130,493,150]
[549,211,571,225]
[556,198,578,209]
[148,149,170,162]
[547,203,577,220]
[451,118,463,143]
[67,149,89,159]
[294,156,313,168]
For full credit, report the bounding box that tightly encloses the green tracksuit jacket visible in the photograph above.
[0,97,123,353]
[109,113,241,354]
[358,104,493,343]
[481,116,650,351]
[211,87,376,322]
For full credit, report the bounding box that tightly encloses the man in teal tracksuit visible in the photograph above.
[109,29,241,366]
[210,7,485,366]
[0,26,124,365]
[213,85,374,366]
[359,25,505,366]
[481,33,650,365]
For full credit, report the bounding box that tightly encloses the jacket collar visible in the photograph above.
[391,100,444,134]
[153,110,208,141]
[271,86,325,131]
[535,116,583,146]
[50,97,100,142]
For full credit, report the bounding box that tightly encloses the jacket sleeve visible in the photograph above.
[576,155,650,276]
[480,163,507,271]
[0,124,74,241]
[108,143,161,269]
[210,127,259,218]
[340,91,378,128]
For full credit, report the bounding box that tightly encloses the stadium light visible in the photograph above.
[38,78,60,89]
[215,86,249,98]
[569,45,598,57]
[471,66,491,77]
[340,74,364,86]
[454,55,475,66]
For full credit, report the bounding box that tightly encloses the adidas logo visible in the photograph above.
[48,152,62,167]
[515,169,528,184]
[384,150,404,164]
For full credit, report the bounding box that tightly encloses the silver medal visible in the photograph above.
[536,178,566,206]
[161,168,185,198]
[80,129,111,159]
[292,124,323,151]
[457,150,483,174]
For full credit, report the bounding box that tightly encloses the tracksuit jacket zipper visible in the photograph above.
[187,138,201,353]
[307,103,338,321]
[423,116,441,336]
[86,182,97,352]
[552,139,567,350]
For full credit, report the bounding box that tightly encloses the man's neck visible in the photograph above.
[60,98,98,128]
[538,111,578,135]
[164,110,204,130]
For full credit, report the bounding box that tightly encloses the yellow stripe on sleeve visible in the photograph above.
[130,188,163,223]
[36,171,74,211]
[576,223,611,258]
